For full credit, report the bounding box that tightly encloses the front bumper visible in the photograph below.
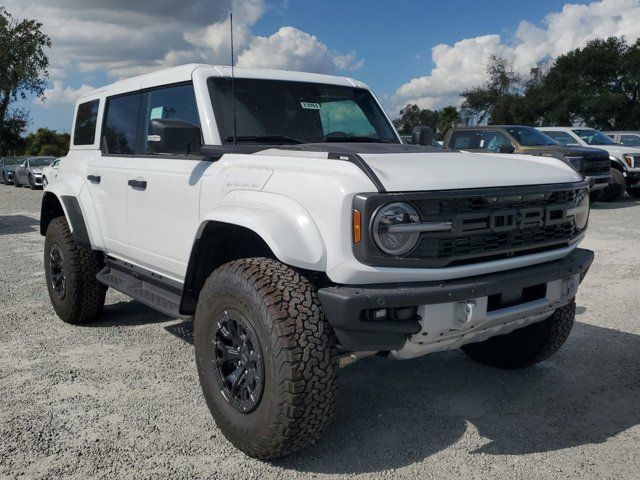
[318,248,594,352]
[626,168,640,186]
[587,173,612,191]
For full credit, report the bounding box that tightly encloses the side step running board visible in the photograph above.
[97,265,191,319]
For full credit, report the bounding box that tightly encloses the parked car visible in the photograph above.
[604,131,640,147]
[0,156,24,185]
[539,127,640,200]
[442,126,612,200]
[42,64,593,459]
[42,158,60,187]
[13,156,56,189]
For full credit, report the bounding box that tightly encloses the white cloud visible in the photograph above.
[36,81,94,108]
[393,0,640,112]
[237,27,363,73]
[4,0,361,91]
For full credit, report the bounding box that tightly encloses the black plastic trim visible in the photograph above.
[60,196,91,247]
[327,151,386,192]
[318,248,594,352]
[104,256,183,296]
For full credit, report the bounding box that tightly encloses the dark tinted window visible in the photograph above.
[573,129,616,145]
[544,131,576,145]
[73,100,99,145]
[449,131,481,149]
[142,83,200,153]
[208,78,398,144]
[620,134,640,146]
[103,93,141,154]
[505,127,556,146]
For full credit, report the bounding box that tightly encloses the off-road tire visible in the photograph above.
[589,190,603,203]
[600,169,625,202]
[626,186,640,198]
[194,257,338,459]
[44,216,107,324]
[461,300,576,369]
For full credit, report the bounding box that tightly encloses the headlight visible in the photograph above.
[623,154,635,168]
[372,202,420,255]
[564,156,583,171]
[572,188,590,230]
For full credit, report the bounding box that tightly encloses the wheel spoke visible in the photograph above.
[215,343,241,363]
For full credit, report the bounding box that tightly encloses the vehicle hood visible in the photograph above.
[593,144,640,157]
[525,145,608,157]
[271,143,581,192]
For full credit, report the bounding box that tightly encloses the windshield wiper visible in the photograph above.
[225,135,305,144]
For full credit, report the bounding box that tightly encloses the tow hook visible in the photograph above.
[338,351,378,368]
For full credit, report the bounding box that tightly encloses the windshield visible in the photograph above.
[3,157,23,165]
[573,129,616,145]
[29,158,55,167]
[208,78,399,144]
[506,126,557,146]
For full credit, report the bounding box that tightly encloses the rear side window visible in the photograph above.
[449,131,481,149]
[73,100,99,145]
[620,134,640,146]
[102,93,142,155]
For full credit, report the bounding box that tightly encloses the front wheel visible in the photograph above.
[13,175,20,187]
[599,169,625,202]
[461,300,575,369]
[29,174,37,190]
[626,187,640,199]
[194,258,338,459]
[42,175,48,187]
[44,217,107,324]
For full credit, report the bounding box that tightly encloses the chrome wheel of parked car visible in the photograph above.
[212,308,265,413]
[49,244,66,299]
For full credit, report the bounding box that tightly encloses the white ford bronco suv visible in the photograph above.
[42,64,594,459]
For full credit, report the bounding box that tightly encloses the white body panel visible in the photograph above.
[46,64,588,360]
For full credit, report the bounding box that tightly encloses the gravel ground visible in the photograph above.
[1,185,639,480]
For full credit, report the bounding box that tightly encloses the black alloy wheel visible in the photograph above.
[212,308,265,413]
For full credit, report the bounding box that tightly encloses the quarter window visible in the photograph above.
[102,93,142,155]
[73,99,99,145]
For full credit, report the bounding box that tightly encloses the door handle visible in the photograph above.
[128,179,147,190]
[87,174,101,183]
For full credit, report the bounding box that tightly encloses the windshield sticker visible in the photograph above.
[150,106,164,119]
[300,102,321,110]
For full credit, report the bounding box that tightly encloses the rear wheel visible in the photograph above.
[461,300,575,369]
[194,257,338,459]
[599,169,625,202]
[44,217,107,324]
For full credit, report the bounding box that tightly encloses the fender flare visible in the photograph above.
[609,156,628,173]
[196,190,326,271]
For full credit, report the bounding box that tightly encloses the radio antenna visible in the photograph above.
[230,12,237,147]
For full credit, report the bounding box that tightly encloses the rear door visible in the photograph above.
[125,82,204,281]
[86,95,139,259]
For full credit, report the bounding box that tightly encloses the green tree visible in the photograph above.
[461,55,530,125]
[23,128,69,157]
[528,37,640,129]
[0,7,51,154]
[436,106,461,138]
[393,104,461,140]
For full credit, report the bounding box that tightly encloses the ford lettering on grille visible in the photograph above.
[456,205,568,234]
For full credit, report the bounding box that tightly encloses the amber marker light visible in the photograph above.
[352,209,362,244]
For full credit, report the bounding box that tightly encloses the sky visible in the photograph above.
[6,0,640,133]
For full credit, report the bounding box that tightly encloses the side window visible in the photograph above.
[142,83,200,154]
[102,93,142,155]
[319,100,376,138]
[479,131,511,152]
[73,99,99,145]
[545,131,574,145]
[620,135,640,146]
[449,131,480,149]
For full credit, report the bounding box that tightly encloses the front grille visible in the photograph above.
[581,156,610,176]
[352,183,586,269]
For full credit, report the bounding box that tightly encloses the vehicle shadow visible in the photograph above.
[592,198,640,210]
[0,214,39,235]
[276,321,640,474]
[82,300,173,327]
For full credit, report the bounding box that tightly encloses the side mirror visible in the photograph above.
[498,144,516,154]
[147,119,201,155]
[411,125,434,146]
